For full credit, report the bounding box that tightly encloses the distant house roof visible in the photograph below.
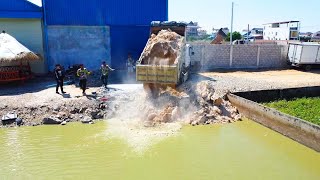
[0,0,42,18]
[263,21,300,25]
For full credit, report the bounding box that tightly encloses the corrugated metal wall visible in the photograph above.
[44,0,168,26]
[44,0,168,69]
[110,26,150,68]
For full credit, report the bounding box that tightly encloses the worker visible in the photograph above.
[76,64,91,94]
[127,53,135,73]
[100,61,115,88]
[54,64,66,94]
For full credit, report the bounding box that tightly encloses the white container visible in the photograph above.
[288,43,320,70]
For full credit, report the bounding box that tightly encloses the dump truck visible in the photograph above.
[136,21,191,91]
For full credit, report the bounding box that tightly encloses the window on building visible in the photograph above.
[276,32,278,36]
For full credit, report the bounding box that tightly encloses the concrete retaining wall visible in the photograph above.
[47,26,111,71]
[190,43,289,70]
[234,86,320,103]
[227,90,320,152]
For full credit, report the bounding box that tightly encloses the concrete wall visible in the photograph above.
[47,26,111,71]
[0,18,46,74]
[190,43,288,70]
[228,93,320,152]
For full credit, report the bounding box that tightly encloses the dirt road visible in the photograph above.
[199,69,320,94]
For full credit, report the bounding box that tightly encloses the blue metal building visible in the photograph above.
[43,0,168,70]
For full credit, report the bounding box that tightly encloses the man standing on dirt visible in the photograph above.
[54,64,66,94]
[100,61,115,88]
[77,64,91,94]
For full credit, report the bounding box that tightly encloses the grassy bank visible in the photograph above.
[264,97,320,126]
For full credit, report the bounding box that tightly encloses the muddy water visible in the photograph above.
[0,120,319,180]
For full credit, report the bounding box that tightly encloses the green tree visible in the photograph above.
[225,31,242,41]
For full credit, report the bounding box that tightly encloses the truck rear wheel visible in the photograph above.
[304,65,312,71]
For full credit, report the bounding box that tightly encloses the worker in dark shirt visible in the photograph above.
[54,64,66,94]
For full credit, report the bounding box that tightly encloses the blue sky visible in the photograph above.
[169,0,320,33]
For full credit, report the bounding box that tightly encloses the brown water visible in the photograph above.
[0,120,319,180]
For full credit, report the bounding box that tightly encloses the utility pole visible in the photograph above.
[247,24,250,44]
[230,2,234,44]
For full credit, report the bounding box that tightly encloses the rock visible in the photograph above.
[213,97,224,106]
[147,113,157,121]
[90,110,100,119]
[191,121,198,126]
[162,113,172,123]
[53,105,60,111]
[42,117,62,125]
[198,115,208,124]
[171,106,179,120]
[32,123,39,126]
[210,106,222,115]
[15,118,23,126]
[234,114,242,121]
[61,121,67,125]
[81,116,93,124]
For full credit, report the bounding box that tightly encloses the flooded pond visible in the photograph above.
[0,120,319,179]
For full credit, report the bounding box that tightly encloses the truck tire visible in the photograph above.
[304,65,312,71]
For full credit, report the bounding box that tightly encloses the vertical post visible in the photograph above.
[257,46,261,67]
[230,2,234,45]
[298,22,301,41]
[230,45,233,67]
[247,24,250,44]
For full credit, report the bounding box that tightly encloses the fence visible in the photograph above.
[190,43,289,70]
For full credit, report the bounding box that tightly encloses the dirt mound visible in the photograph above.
[189,81,241,125]
[142,81,242,127]
[140,30,183,65]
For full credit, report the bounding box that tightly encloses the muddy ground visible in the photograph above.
[1,69,320,128]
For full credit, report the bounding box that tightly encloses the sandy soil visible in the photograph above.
[201,69,320,88]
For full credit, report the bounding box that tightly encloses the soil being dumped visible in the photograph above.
[141,81,242,127]
[140,30,184,65]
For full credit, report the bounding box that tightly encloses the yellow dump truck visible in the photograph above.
[136,22,191,90]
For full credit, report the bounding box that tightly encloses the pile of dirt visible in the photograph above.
[189,81,242,125]
[140,30,184,65]
[143,81,242,127]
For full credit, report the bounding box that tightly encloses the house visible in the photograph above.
[243,28,263,41]
[311,31,320,42]
[211,28,227,44]
[213,27,229,35]
[186,22,200,37]
[0,0,46,74]
[263,21,300,41]
[197,29,208,38]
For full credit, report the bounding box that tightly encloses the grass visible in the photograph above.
[264,97,320,126]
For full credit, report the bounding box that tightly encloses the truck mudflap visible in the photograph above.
[136,65,178,84]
